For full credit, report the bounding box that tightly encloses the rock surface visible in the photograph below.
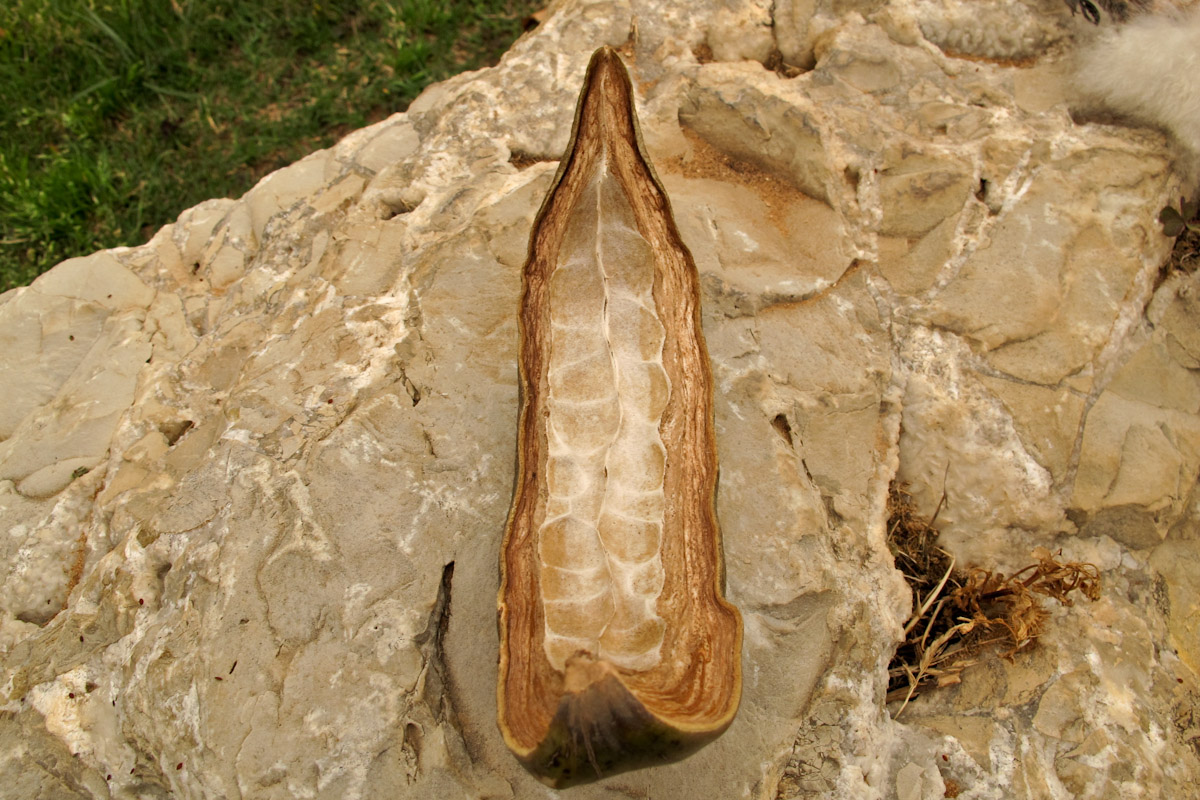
[1,0,1198,798]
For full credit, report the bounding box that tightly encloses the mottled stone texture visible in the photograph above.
[0,0,1197,798]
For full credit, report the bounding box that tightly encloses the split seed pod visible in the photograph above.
[497,46,743,787]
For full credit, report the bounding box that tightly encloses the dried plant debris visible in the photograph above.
[1160,197,1200,282]
[1064,0,1148,24]
[885,484,1101,716]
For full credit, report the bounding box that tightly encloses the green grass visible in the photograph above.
[0,0,538,292]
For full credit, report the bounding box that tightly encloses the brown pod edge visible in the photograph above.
[497,46,743,787]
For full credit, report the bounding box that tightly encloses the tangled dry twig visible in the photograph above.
[885,483,1101,717]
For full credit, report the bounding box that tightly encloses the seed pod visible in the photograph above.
[497,46,742,787]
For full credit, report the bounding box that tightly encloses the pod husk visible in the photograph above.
[497,46,742,788]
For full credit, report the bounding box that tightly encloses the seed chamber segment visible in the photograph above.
[539,152,670,673]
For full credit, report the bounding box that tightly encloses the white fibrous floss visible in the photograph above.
[1073,3,1200,159]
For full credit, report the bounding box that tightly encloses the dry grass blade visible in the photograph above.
[903,555,955,637]
[885,482,1101,716]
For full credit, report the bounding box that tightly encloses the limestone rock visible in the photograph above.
[0,0,1197,798]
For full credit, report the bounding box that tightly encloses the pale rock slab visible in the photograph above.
[0,0,1197,799]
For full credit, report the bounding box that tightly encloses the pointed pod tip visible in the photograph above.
[583,45,634,109]
[576,45,635,131]
[588,44,627,74]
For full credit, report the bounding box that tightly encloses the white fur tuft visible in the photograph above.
[1074,5,1200,156]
